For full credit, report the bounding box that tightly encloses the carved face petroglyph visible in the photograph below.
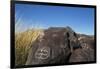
[35,47,50,60]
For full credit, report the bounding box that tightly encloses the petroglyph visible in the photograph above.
[35,47,50,60]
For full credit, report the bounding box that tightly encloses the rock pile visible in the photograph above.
[25,26,95,65]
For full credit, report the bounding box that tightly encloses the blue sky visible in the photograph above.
[15,4,95,35]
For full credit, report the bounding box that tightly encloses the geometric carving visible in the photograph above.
[35,47,50,60]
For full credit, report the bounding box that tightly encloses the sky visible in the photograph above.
[15,3,95,35]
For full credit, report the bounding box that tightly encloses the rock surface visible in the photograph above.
[25,27,95,65]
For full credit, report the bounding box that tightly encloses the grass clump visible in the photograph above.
[15,29,43,66]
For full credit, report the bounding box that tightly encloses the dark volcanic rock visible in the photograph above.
[69,48,95,62]
[25,27,95,65]
[69,35,95,62]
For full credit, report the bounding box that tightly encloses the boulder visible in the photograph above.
[69,36,95,62]
[25,27,95,65]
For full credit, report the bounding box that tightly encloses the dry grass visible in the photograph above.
[15,29,43,66]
